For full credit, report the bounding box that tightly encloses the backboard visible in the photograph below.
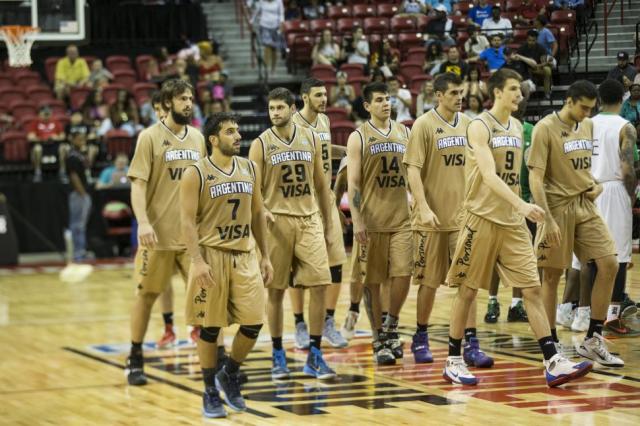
[0,0,86,42]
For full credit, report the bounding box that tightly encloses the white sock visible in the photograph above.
[576,306,590,315]
[607,304,620,322]
[511,298,522,308]
[489,296,497,301]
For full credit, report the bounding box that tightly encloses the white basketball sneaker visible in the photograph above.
[575,333,624,367]
[556,303,575,328]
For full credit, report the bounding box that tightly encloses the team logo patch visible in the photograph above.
[436,128,444,134]
[268,144,278,153]
[561,131,569,138]
[162,139,171,147]
[206,174,216,181]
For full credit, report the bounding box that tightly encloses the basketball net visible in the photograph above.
[0,25,39,67]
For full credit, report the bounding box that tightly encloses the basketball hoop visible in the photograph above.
[1,25,39,67]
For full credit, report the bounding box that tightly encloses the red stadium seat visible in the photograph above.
[397,33,425,56]
[112,69,137,90]
[401,119,415,129]
[45,57,61,83]
[135,54,154,81]
[550,10,576,26]
[105,129,135,158]
[506,0,522,12]
[283,19,310,35]
[409,74,433,92]
[450,15,468,30]
[513,28,529,43]
[363,17,389,35]
[0,87,25,104]
[132,82,158,104]
[502,11,517,22]
[287,35,314,72]
[352,4,376,18]
[336,18,362,35]
[390,16,417,33]
[311,64,337,80]
[26,86,55,104]
[327,5,352,20]
[10,100,37,121]
[69,86,92,110]
[348,76,369,97]
[325,106,350,122]
[330,120,357,147]
[102,83,127,105]
[41,99,66,115]
[16,114,37,130]
[453,1,473,15]
[310,19,335,35]
[415,15,432,32]
[406,47,427,63]
[377,3,400,18]
[340,63,365,79]
[0,130,29,162]
[0,75,12,88]
[14,72,41,88]
[399,61,424,85]
[106,55,133,72]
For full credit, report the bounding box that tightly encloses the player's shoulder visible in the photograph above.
[457,111,472,127]
[413,110,434,128]
[186,124,204,138]
[296,123,316,140]
[534,112,556,129]
[510,116,523,131]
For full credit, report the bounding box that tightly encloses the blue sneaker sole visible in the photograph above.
[303,364,336,380]
[202,408,227,418]
[215,377,246,413]
[442,371,478,385]
[547,362,593,387]
[271,371,290,380]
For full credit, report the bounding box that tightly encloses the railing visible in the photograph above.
[603,0,632,55]
[235,0,268,85]
[576,20,598,74]
[636,21,640,54]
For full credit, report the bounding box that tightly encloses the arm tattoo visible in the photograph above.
[353,190,362,210]
[621,124,638,197]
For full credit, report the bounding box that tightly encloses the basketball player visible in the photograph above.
[404,73,493,367]
[289,78,348,349]
[590,79,637,335]
[445,69,593,386]
[126,79,207,385]
[181,112,273,418]
[528,80,624,367]
[248,87,336,379]
[347,82,412,365]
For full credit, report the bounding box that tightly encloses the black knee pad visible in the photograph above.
[330,265,342,284]
[239,324,263,339]
[199,326,221,343]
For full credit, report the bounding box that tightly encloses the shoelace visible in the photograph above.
[453,359,472,376]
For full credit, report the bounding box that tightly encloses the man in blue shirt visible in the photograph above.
[425,0,453,14]
[476,34,506,72]
[468,0,493,27]
[534,16,558,59]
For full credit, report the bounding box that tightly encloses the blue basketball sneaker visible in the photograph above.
[443,356,478,385]
[271,348,290,379]
[463,337,494,368]
[411,331,433,363]
[303,346,336,380]
[202,389,227,418]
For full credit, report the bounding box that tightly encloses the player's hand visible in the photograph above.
[192,258,215,288]
[417,208,440,229]
[265,209,275,225]
[137,222,157,248]
[353,219,368,245]
[338,209,348,233]
[260,257,274,285]
[542,218,561,248]
[517,202,545,223]
[585,184,602,201]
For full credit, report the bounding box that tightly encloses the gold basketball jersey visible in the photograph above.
[127,122,206,250]
[528,112,595,209]
[464,112,524,227]
[292,111,332,186]
[404,109,470,231]
[357,120,411,232]
[191,156,255,252]
[257,124,319,216]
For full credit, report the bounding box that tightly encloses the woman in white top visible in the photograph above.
[252,0,285,72]
[463,94,484,119]
[462,66,489,102]
[346,27,370,66]
[416,80,436,116]
[312,29,341,67]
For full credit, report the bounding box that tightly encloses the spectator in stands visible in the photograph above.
[370,68,386,84]
[424,0,453,14]
[210,99,225,114]
[464,94,485,119]
[423,41,446,75]
[173,58,199,89]
[534,16,558,64]
[27,105,67,183]
[481,6,513,39]
[312,29,341,67]
[346,27,370,67]
[518,30,554,99]
[96,153,130,190]
[416,80,436,116]
[140,91,164,126]
[97,91,143,138]
[388,76,413,122]
[67,110,99,168]
[329,71,356,116]
[54,44,90,100]
[502,48,538,107]
[303,0,325,19]
[82,89,109,128]
[88,59,113,89]
[218,70,233,111]
[66,129,92,261]
[621,84,640,130]
[551,0,588,30]
[607,51,638,93]
[146,46,174,82]
[425,5,455,48]
[462,65,489,101]
[373,38,401,78]
[437,47,469,79]
[464,25,490,59]
[513,0,545,27]
[252,0,285,73]
[474,34,506,72]
[285,0,302,20]
[468,0,493,27]
[198,41,224,83]
[397,0,427,16]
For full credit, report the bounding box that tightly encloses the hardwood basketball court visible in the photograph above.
[1,254,639,425]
